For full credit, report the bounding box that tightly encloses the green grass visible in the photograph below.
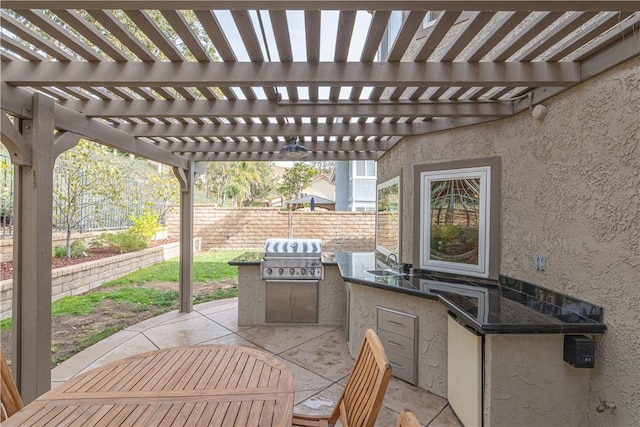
[104,250,245,286]
[2,250,242,334]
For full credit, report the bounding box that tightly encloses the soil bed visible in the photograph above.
[0,239,179,281]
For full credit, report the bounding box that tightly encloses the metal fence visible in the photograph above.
[0,154,166,237]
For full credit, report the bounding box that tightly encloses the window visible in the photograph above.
[354,160,376,178]
[414,158,500,279]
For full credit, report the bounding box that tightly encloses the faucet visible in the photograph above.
[386,253,398,270]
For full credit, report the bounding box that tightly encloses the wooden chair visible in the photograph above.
[396,409,422,427]
[1,349,24,421]
[292,329,392,427]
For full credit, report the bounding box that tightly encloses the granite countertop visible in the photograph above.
[335,252,606,335]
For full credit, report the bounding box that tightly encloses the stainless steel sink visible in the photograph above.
[366,269,405,277]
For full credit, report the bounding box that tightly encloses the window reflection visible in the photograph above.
[429,179,480,265]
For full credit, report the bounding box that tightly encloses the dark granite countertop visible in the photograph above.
[335,252,606,335]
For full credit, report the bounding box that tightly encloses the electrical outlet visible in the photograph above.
[534,255,547,271]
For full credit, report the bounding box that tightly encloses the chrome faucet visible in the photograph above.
[386,252,398,270]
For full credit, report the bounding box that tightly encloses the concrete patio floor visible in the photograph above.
[51,297,462,426]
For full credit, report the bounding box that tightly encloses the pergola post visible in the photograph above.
[173,161,196,313]
[10,93,55,403]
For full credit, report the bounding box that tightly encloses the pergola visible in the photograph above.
[1,0,638,403]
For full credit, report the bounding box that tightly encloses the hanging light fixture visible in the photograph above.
[279,137,309,159]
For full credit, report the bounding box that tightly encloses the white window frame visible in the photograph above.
[420,166,491,278]
[353,160,376,178]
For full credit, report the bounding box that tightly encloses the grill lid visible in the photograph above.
[264,238,322,255]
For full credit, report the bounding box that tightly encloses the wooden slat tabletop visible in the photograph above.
[5,345,294,426]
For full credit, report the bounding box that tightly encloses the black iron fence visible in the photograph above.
[0,154,165,237]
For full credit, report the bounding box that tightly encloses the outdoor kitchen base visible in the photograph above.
[236,262,345,327]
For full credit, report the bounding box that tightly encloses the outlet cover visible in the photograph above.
[534,255,547,271]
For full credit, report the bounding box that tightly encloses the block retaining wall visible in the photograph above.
[0,238,201,320]
[166,206,375,252]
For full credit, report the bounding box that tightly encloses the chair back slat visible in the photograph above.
[1,350,24,421]
[331,329,392,427]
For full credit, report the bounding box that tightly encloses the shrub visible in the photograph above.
[128,210,162,242]
[89,231,148,254]
[53,245,67,258]
[114,232,148,253]
[53,239,87,258]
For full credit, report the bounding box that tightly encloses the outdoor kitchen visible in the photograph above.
[230,238,345,327]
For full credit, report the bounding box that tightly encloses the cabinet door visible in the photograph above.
[447,315,482,427]
[266,282,292,322]
[291,281,318,323]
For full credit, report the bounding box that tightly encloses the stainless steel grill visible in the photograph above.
[261,238,323,280]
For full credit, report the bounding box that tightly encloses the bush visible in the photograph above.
[53,245,67,258]
[128,210,162,242]
[114,232,148,253]
[89,231,148,254]
[53,239,87,258]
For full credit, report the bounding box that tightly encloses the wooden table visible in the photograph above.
[5,345,294,426]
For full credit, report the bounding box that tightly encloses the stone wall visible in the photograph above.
[379,57,639,425]
[0,238,201,320]
[166,207,375,252]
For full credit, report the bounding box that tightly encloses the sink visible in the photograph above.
[366,269,405,277]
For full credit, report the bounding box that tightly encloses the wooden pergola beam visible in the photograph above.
[1,62,582,87]
[59,99,514,119]
[1,83,201,171]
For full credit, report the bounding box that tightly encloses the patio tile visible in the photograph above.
[195,297,238,314]
[78,333,158,374]
[200,333,261,349]
[237,325,338,354]
[427,404,463,427]
[376,406,401,427]
[275,356,333,395]
[124,310,187,332]
[280,328,354,382]
[143,315,232,348]
[203,306,249,332]
[51,330,138,382]
[382,377,449,425]
[294,383,343,418]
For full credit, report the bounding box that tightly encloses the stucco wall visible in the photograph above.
[237,264,344,326]
[347,283,448,398]
[379,57,640,425]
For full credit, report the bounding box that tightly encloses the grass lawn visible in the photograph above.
[1,249,245,367]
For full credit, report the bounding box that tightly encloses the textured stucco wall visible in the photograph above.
[379,57,640,425]
[237,264,344,327]
[347,283,448,397]
[484,334,590,426]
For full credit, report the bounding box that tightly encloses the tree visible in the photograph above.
[277,163,318,237]
[53,140,124,257]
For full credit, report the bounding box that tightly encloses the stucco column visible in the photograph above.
[173,161,196,313]
[10,93,55,403]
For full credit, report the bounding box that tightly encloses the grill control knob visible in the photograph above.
[309,268,315,276]
[289,268,295,275]
[301,268,307,275]
[267,268,272,275]
[278,268,284,275]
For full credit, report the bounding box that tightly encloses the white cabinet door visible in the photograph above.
[447,315,482,427]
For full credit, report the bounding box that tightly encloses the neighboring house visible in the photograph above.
[333,160,377,212]
[300,173,334,202]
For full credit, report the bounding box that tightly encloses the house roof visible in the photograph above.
[1,2,638,165]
